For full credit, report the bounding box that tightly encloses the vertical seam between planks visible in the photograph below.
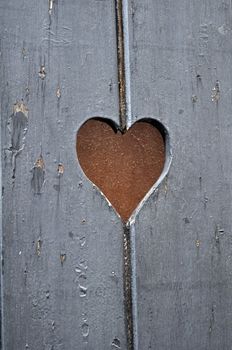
[129,224,138,350]
[115,0,127,131]
[122,0,132,128]
[123,225,134,350]
[121,1,139,348]
[115,1,138,349]
[115,0,134,347]
[0,99,4,349]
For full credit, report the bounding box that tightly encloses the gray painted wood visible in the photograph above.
[2,0,232,349]
[127,0,232,349]
[1,1,127,349]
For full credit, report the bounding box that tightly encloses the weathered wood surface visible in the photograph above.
[128,0,232,349]
[1,0,232,350]
[1,1,127,349]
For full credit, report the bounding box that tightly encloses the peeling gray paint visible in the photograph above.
[8,102,28,152]
[31,156,45,195]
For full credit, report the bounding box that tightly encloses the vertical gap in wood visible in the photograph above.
[115,1,136,349]
[123,224,134,350]
[115,0,127,131]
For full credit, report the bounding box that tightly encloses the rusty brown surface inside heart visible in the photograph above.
[76,118,165,222]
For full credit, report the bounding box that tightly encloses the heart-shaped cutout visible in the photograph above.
[76,118,170,222]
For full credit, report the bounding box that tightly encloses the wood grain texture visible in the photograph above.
[127,0,232,349]
[1,0,232,349]
[0,1,127,349]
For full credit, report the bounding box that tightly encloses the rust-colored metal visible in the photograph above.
[76,118,165,222]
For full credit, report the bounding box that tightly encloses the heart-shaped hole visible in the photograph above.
[76,118,170,222]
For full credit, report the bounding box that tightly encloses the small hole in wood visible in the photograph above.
[76,118,167,222]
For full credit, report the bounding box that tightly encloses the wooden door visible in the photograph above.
[1,1,232,349]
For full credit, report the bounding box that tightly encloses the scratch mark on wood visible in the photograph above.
[36,239,42,256]
[209,303,216,335]
[42,19,72,48]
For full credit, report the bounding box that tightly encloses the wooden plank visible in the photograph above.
[126,0,232,349]
[1,1,127,348]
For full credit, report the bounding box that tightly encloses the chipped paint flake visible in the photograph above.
[192,95,198,103]
[112,337,121,348]
[39,65,46,80]
[13,101,29,117]
[211,81,220,102]
[9,101,29,152]
[57,163,64,175]
[56,87,61,99]
[49,0,54,15]
[31,156,45,194]
[60,252,66,265]
[35,157,45,169]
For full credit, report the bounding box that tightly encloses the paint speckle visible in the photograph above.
[79,285,87,297]
[211,81,220,102]
[57,163,64,175]
[39,65,46,80]
[56,87,61,99]
[25,87,30,98]
[218,228,225,235]
[81,322,89,337]
[22,48,27,60]
[192,95,198,103]
[60,252,66,265]
[112,338,121,348]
